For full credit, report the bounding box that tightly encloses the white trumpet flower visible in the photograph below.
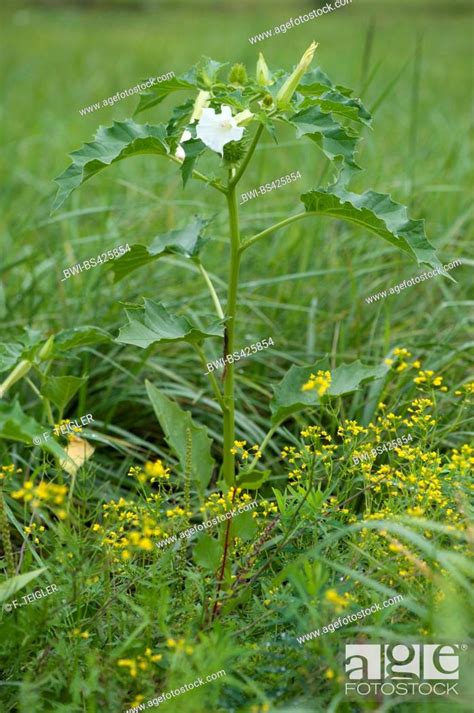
[196,105,245,156]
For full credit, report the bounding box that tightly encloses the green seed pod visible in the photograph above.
[0,359,32,398]
[223,138,247,165]
[256,52,272,86]
[228,63,248,86]
[38,335,55,361]
[262,94,274,108]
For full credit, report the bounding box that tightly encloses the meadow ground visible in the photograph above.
[0,0,473,711]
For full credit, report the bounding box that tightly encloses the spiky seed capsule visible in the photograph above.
[228,63,248,86]
[223,138,247,165]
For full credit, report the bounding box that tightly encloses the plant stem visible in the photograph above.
[229,124,264,188]
[240,212,307,252]
[241,205,385,253]
[247,423,279,470]
[222,174,241,486]
[210,484,238,622]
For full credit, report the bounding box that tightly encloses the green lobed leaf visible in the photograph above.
[0,328,111,377]
[134,59,228,117]
[289,107,360,171]
[41,375,88,412]
[145,380,214,494]
[299,90,372,126]
[296,67,334,94]
[270,358,388,425]
[52,121,170,212]
[116,300,223,349]
[301,179,443,270]
[134,75,198,116]
[112,218,211,282]
[54,326,113,352]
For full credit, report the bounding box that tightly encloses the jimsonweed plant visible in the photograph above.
[49,43,443,611]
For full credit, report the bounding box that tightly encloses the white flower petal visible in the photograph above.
[220,105,233,120]
[175,145,185,161]
[196,105,246,156]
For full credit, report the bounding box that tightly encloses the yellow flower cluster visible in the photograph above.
[413,370,448,391]
[360,441,472,556]
[301,370,331,396]
[201,486,254,515]
[283,426,337,483]
[230,440,262,460]
[128,459,170,484]
[338,420,367,438]
[263,585,281,606]
[256,500,278,518]
[325,588,352,611]
[92,497,165,563]
[24,522,46,545]
[53,419,82,438]
[0,464,21,481]
[12,480,67,518]
[384,347,421,373]
[166,638,194,654]
[403,398,436,429]
[455,381,474,397]
[72,628,89,639]
[166,506,192,519]
[447,444,474,475]
[117,648,162,678]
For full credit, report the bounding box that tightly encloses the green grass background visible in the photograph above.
[0,2,472,709]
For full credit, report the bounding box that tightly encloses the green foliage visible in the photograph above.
[0,400,66,459]
[2,9,471,711]
[0,568,47,603]
[271,358,388,424]
[52,121,169,212]
[111,217,212,282]
[301,180,442,270]
[145,380,214,494]
[117,300,224,348]
[41,375,88,412]
[193,533,222,570]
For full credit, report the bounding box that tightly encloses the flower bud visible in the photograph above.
[190,90,210,123]
[234,109,253,126]
[38,335,54,361]
[276,41,318,109]
[256,52,272,86]
[228,63,248,86]
[0,359,32,398]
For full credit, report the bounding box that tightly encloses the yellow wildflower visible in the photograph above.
[302,370,331,397]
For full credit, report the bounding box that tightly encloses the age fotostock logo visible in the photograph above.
[344,643,463,698]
